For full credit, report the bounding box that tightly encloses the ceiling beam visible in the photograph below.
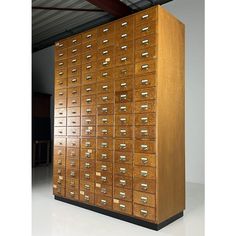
[86,0,133,18]
[32,6,105,12]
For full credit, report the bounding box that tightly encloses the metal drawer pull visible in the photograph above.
[57,179,62,184]
[102,118,108,123]
[101,165,107,171]
[72,90,77,94]
[72,68,77,72]
[141,116,148,123]
[72,142,76,146]
[72,111,77,114]
[58,92,64,96]
[85,142,91,147]
[72,100,77,104]
[101,142,108,148]
[101,153,107,159]
[84,195,90,201]
[57,159,62,164]
[72,130,76,134]
[120,94,127,99]
[70,191,75,196]
[86,65,92,69]
[141,144,148,150]
[102,96,108,101]
[86,108,91,113]
[141,170,148,177]
[120,57,127,62]
[72,39,77,43]
[102,129,108,134]
[121,33,127,38]
[120,82,127,87]
[86,34,92,38]
[86,88,92,92]
[101,176,107,182]
[141,104,148,110]
[101,199,107,205]
[58,102,63,106]
[102,61,108,66]
[142,27,149,32]
[72,78,77,82]
[58,131,63,134]
[142,39,149,45]
[86,54,92,59]
[70,171,75,177]
[102,107,108,112]
[86,75,92,80]
[141,157,148,164]
[120,144,126,149]
[86,98,92,103]
[85,184,90,190]
[141,52,149,57]
[141,130,148,135]
[86,129,91,134]
[120,167,126,174]
[102,85,108,90]
[58,81,63,85]
[57,169,62,174]
[59,72,63,75]
[140,209,148,217]
[85,152,91,158]
[120,106,127,111]
[141,79,148,85]
[59,43,63,47]
[86,44,92,48]
[141,196,148,203]
[58,150,62,155]
[85,163,90,168]
[121,45,127,50]
[141,183,148,190]
[102,72,108,77]
[120,179,126,186]
[58,142,63,145]
[85,119,91,123]
[72,59,77,63]
[102,50,108,55]
[72,49,77,53]
[103,39,109,44]
[121,22,128,26]
[120,117,126,123]
[119,192,126,198]
[142,14,149,19]
[120,155,126,161]
[85,173,90,179]
[120,129,127,135]
[59,53,63,57]
[121,69,127,74]
[101,188,107,193]
[103,28,108,32]
[141,64,149,70]
[58,62,64,66]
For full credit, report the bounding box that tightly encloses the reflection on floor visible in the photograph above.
[32,165,204,236]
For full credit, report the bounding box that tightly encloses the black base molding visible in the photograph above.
[55,196,183,230]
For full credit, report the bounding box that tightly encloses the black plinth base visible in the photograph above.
[55,196,183,231]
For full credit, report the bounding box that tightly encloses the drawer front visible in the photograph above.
[54,127,66,136]
[115,77,133,92]
[135,46,156,63]
[67,127,80,136]
[134,153,156,167]
[97,93,114,105]
[66,178,79,189]
[114,175,132,189]
[133,204,155,222]
[114,163,132,177]
[98,23,114,37]
[97,58,114,71]
[81,71,97,85]
[55,108,67,117]
[115,91,133,103]
[115,139,133,152]
[135,113,156,126]
[55,49,67,61]
[67,56,81,67]
[135,34,156,51]
[82,61,97,73]
[81,126,96,137]
[135,140,156,154]
[82,52,97,63]
[114,152,132,164]
[80,149,96,160]
[95,195,112,210]
[67,45,81,58]
[98,46,114,60]
[67,147,80,158]
[66,158,79,169]
[133,166,156,180]
[115,102,133,115]
[55,88,67,100]
[67,107,80,117]
[97,126,114,137]
[115,126,133,138]
[81,138,96,149]
[116,29,134,43]
[67,86,80,98]
[97,68,114,82]
[97,35,115,49]
[80,159,95,172]
[97,81,114,94]
[68,66,81,78]
[53,175,65,187]
[97,138,113,151]
[67,34,82,47]
[133,191,156,207]
[82,29,97,43]
[67,138,80,148]
[113,199,132,215]
[97,115,114,126]
[97,104,114,115]
[67,97,80,108]
[68,76,81,87]
[54,156,65,167]
[135,87,156,101]
[53,185,65,197]
[66,188,79,200]
[55,40,68,51]
[114,64,134,79]
[53,166,65,176]
[135,60,156,75]
[115,16,134,33]
[135,126,156,140]
[55,78,67,90]
[80,181,95,193]
[54,117,66,127]
[115,114,133,126]
[80,170,95,182]
[55,59,67,70]
[135,21,156,39]
[115,53,134,67]
[55,98,66,108]
[135,73,156,89]
[82,41,97,53]
[79,191,95,205]
[81,83,97,96]
[116,41,133,57]
[96,161,112,173]
[135,7,157,26]
[114,187,132,202]
[81,116,96,126]
[54,146,66,157]
[81,105,96,116]
[95,183,112,197]
[54,137,66,146]
[135,100,156,114]
[81,94,96,106]
[67,117,80,127]
[96,150,113,162]
[95,172,112,185]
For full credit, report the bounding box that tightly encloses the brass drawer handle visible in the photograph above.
[72,39,77,43]
[72,111,77,114]
[102,118,108,123]
[141,129,148,136]
[119,179,126,186]
[72,49,77,53]
[102,129,108,134]
[84,195,90,201]
[86,65,92,69]
[72,59,77,63]
[86,54,92,59]
[141,117,148,123]
[102,50,108,55]
[86,98,92,103]
[101,165,107,171]
[101,153,107,159]
[101,142,108,148]
[102,39,109,44]
[120,57,127,62]
[121,69,127,74]
[121,33,127,38]
[86,34,92,38]
[120,82,127,87]
[101,176,107,182]
[141,144,148,151]
[85,118,91,123]
[119,192,126,199]
[120,94,127,100]
[142,39,149,45]
[141,196,148,204]
[85,152,91,158]
[141,104,148,110]
[119,155,126,161]
[72,100,77,104]
[70,191,75,196]
[142,26,149,32]
[141,170,148,177]
[120,129,127,135]
[58,81,63,85]
[85,163,90,168]
[102,96,108,101]
[102,61,108,66]
[86,75,92,80]
[141,64,149,70]
[141,157,148,164]
[58,92,64,96]
[119,204,126,210]
[59,43,63,47]
[100,199,107,205]
[121,22,127,27]
[121,45,127,50]
[72,68,77,72]
[72,78,77,82]
[86,44,92,48]
[140,209,148,217]
[142,14,149,19]
[85,141,91,147]
[102,85,108,90]
[58,62,64,66]
[85,184,90,190]
[103,28,109,32]
[141,52,149,57]
[102,72,108,77]
[57,159,62,165]
[120,106,127,111]
[120,117,126,123]
[102,107,108,113]
[85,173,90,179]
[120,143,126,149]
[59,53,64,57]
[86,88,92,92]
[119,167,126,174]
[72,90,77,94]
[59,72,63,75]
[101,188,107,194]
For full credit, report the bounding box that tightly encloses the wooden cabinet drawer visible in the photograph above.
[115,139,133,152]
[133,204,155,222]
[135,100,156,113]
[82,29,97,43]
[114,175,132,189]
[54,146,66,157]
[66,158,79,169]
[95,195,112,210]
[115,91,133,103]
[80,181,95,193]
[55,48,67,61]
[97,35,115,49]
[135,34,156,51]
[55,78,67,90]
[81,71,97,85]
[97,115,114,126]
[97,138,113,151]
[80,158,95,172]
[82,51,97,63]
[81,83,96,95]
[55,98,66,108]
[54,166,65,176]
[97,104,114,115]
[55,39,68,51]
[54,127,66,136]
[67,34,82,47]
[115,151,132,164]
[81,116,96,126]
[135,126,156,139]
[115,114,133,126]
[67,45,81,58]
[114,163,132,177]
[115,30,134,44]
[53,185,65,197]
[97,68,114,82]
[96,150,113,162]
[135,140,156,154]
[95,183,112,197]
[67,97,80,107]
[113,199,132,215]
[133,178,156,194]
[115,77,133,92]
[135,7,157,26]
[55,59,67,69]
[67,117,80,127]
[133,166,156,180]
[98,46,114,60]
[115,16,134,33]
[67,107,80,117]
[134,153,156,167]
[81,105,96,116]
[98,23,114,37]
[66,178,79,189]
[68,66,81,78]
[53,175,65,187]
[97,81,114,94]
[79,191,94,205]
[115,102,133,114]
[68,76,81,87]
[95,172,112,185]
[81,138,96,149]
[67,127,80,136]
[66,188,79,200]
[54,156,65,167]
[135,60,156,75]
[82,41,97,53]
[135,87,156,101]
[135,73,156,89]
[55,108,67,117]
[67,56,81,67]
[67,138,80,148]
[114,64,134,79]
[82,61,97,73]
[96,161,112,173]
[134,191,156,207]
[81,126,96,137]
[115,53,134,67]
[54,137,66,146]
[55,88,67,100]
[54,117,66,127]
[97,93,114,105]
[80,148,96,160]
[114,187,132,202]
[80,170,95,182]
[135,21,156,39]
[97,126,114,137]
[115,126,133,138]
[115,41,133,57]
[81,94,96,106]
[135,46,157,63]
[97,58,114,71]
[67,147,80,158]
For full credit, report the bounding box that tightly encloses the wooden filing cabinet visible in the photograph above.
[53,5,185,230]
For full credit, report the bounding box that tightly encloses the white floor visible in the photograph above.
[32,165,204,236]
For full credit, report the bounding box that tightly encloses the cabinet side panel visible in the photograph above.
[157,6,185,223]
